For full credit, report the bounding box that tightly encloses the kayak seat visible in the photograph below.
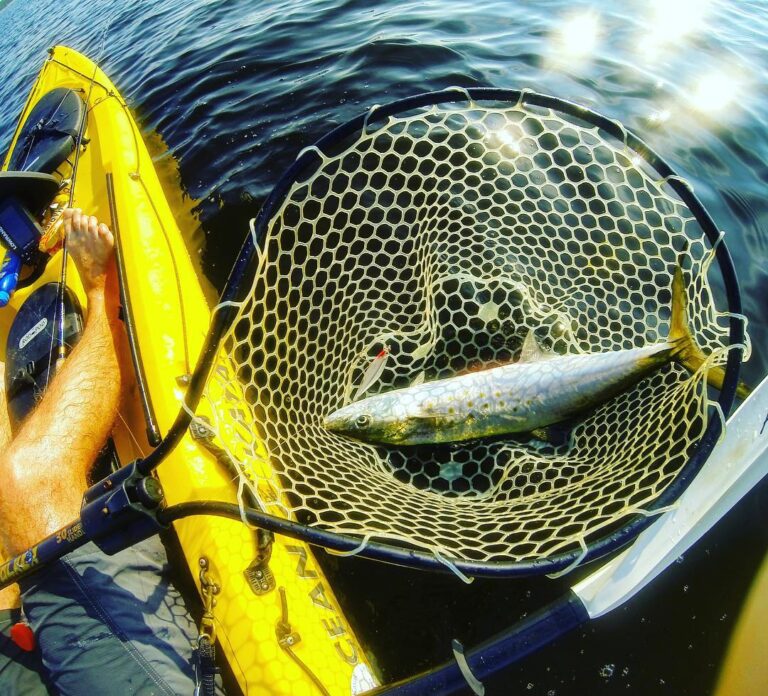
[7,87,85,175]
[0,87,84,264]
[5,282,84,430]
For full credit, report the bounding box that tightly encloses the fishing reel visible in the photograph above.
[0,172,71,307]
[0,172,57,305]
[0,172,58,258]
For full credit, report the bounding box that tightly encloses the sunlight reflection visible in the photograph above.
[495,128,521,154]
[648,108,671,124]
[559,12,600,57]
[689,69,743,114]
[638,0,713,61]
[548,11,601,66]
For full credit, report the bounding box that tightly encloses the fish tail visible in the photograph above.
[669,261,751,399]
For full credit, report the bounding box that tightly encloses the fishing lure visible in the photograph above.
[351,345,390,401]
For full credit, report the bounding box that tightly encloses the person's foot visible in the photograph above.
[62,208,115,293]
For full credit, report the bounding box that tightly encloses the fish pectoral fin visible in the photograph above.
[519,330,556,363]
[408,413,448,432]
[529,419,577,446]
[492,412,528,429]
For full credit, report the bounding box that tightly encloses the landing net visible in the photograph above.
[198,89,746,572]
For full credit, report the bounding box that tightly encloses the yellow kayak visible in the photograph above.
[0,45,377,695]
[715,551,768,695]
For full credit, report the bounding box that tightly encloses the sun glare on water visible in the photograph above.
[558,12,600,57]
[639,0,713,60]
[548,11,600,67]
[689,69,744,114]
[631,0,748,125]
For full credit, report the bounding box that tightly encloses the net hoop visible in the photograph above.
[177,88,745,577]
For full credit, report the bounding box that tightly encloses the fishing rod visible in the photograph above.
[50,58,99,375]
[46,16,114,377]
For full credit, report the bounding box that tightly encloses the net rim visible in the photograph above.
[216,87,744,577]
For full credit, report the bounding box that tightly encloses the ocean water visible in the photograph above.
[1,0,767,694]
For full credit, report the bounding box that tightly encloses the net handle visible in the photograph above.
[369,373,768,694]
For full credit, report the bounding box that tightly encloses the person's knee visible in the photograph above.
[0,449,84,553]
[0,450,30,504]
[0,452,35,552]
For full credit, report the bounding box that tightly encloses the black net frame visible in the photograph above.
[142,87,745,577]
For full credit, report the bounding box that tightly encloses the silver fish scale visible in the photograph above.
[330,344,670,445]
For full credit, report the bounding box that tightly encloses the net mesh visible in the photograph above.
[198,96,741,567]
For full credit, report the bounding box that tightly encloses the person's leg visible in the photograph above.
[0,209,122,555]
[21,536,203,695]
[1,317,55,696]
[0,605,56,695]
[0,361,11,446]
[0,360,21,611]
[0,210,213,694]
[0,210,117,694]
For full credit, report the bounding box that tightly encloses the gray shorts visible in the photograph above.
[0,535,214,695]
[0,606,56,694]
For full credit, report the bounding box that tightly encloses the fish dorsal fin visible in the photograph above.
[519,330,552,363]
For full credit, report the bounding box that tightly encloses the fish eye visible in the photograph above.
[354,414,371,429]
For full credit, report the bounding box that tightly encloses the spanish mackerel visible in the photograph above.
[323,266,750,446]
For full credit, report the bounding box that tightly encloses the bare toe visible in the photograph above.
[63,208,114,293]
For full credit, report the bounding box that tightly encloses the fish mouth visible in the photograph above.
[323,402,363,434]
[322,412,347,433]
